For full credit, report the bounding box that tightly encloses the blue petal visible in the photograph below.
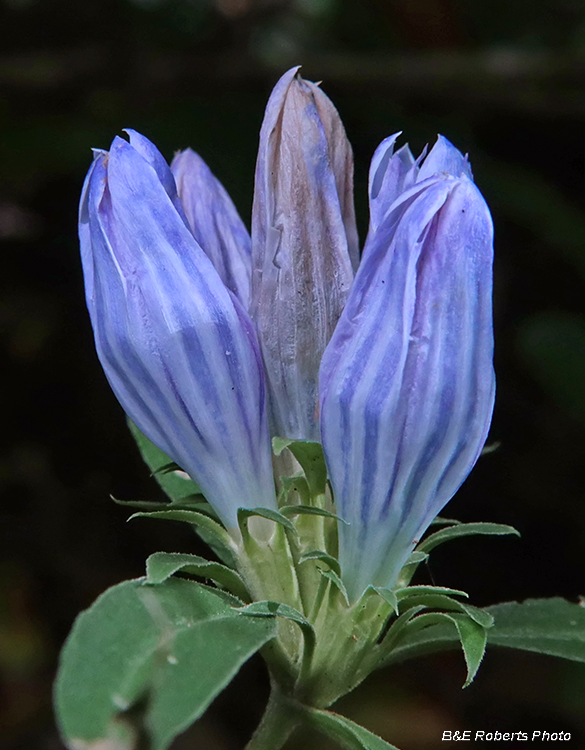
[251,68,356,441]
[320,173,494,601]
[171,148,251,307]
[368,133,417,230]
[79,134,276,528]
[416,135,473,183]
[123,129,191,230]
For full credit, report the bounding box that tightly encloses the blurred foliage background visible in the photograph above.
[1,0,585,747]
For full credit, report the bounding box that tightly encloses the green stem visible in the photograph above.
[244,686,300,750]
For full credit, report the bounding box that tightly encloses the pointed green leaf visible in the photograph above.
[129,510,237,568]
[382,598,585,667]
[239,600,313,635]
[279,475,311,505]
[272,437,328,497]
[112,495,216,514]
[417,522,520,555]
[272,436,293,456]
[405,551,429,564]
[394,612,488,687]
[127,420,203,502]
[299,550,341,576]
[145,552,248,601]
[371,587,399,615]
[397,593,493,629]
[239,600,316,664]
[379,605,427,654]
[394,551,429,586]
[287,440,328,498]
[55,578,277,750]
[238,507,297,534]
[318,567,349,604]
[280,505,348,523]
[460,602,494,629]
[430,516,462,526]
[303,707,402,750]
[126,426,233,564]
[395,585,469,600]
[451,613,489,687]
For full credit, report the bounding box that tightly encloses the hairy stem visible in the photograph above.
[244,686,300,750]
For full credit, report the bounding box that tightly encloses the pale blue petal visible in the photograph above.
[251,68,355,441]
[368,133,418,231]
[79,135,276,528]
[320,174,494,601]
[123,129,191,230]
[171,148,251,307]
[416,135,473,183]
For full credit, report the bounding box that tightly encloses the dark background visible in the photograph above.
[1,0,585,747]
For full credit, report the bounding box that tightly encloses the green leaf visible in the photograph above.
[112,494,216,515]
[394,551,429,586]
[485,598,585,662]
[303,707,401,750]
[239,600,315,643]
[55,578,277,750]
[397,593,493,629]
[429,516,462,526]
[145,552,248,601]
[279,475,311,505]
[405,551,429,564]
[272,436,293,456]
[416,522,520,554]
[318,567,349,604]
[395,585,469,600]
[382,599,585,675]
[280,505,348,523]
[394,612,488,687]
[128,420,203,502]
[129,510,237,568]
[237,507,297,534]
[379,605,427,654]
[239,600,316,673]
[287,441,328,498]
[127,423,236,564]
[299,550,341,576]
[272,437,328,497]
[371,587,399,615]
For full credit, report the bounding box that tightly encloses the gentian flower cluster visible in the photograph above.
[80,67,494,603]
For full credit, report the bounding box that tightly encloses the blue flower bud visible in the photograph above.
[251,67,358,441]
[320,136,495,601]
[79,133,276,529]
[171,148,252,307]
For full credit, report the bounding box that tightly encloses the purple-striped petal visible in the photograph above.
[251,68,356,441]
[79,134,276,529]
[320,165,494,601]
[171,148,252,306]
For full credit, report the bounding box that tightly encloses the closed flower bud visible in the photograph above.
[79,132,276,529]
[171,148,252,307]
[320,136,494,601]
[251,68,358,441]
